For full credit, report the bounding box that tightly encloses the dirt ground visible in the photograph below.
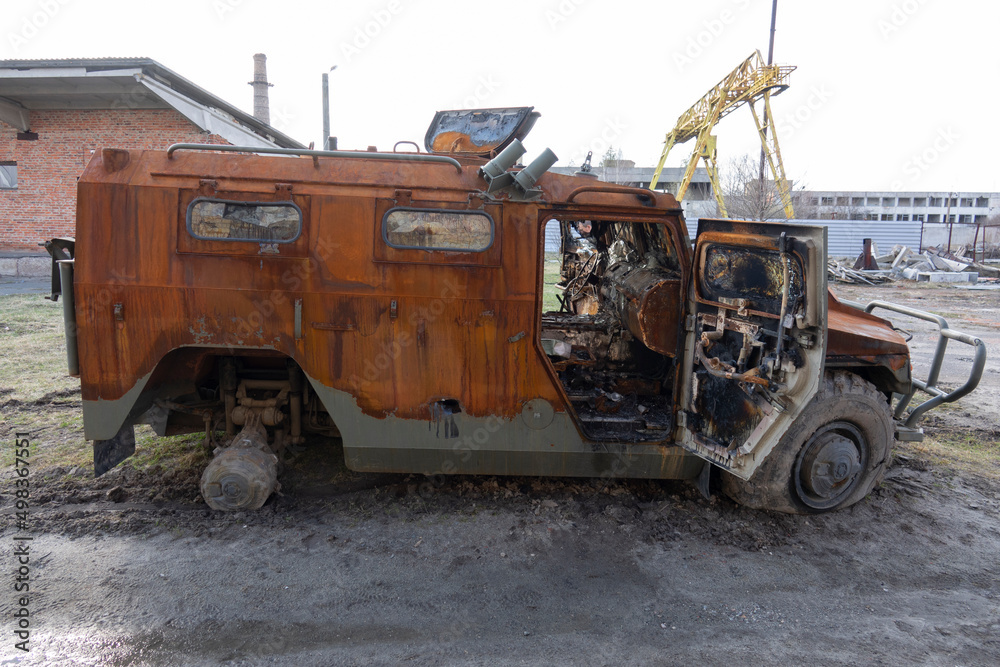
[2,281,999,666]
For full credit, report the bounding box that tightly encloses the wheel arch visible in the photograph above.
[84,345,347,442]
[721,370,895,514]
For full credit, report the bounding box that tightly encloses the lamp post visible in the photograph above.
[322,65,337,150]
[758,0,779,199]
[945,192,955,254]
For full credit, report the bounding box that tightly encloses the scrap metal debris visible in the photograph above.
[829,241,999,285]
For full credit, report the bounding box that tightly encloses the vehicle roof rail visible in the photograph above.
[165,143,463,172]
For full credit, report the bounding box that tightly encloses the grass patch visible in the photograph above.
[0,293,89,470]
[0,294,77,403]
[131,426,210,472]
[542,252,562,313]
[1,406,90,472]
[903,432,1000,480]
[0,293,206,477]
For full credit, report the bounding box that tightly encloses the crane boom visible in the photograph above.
[649,50,796,219]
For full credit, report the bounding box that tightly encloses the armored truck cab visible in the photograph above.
[46,108,985,514]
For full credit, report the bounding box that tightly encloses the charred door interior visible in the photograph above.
[679,220,827,478]
[538,217,684,442]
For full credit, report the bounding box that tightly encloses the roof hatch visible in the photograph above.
[424,106,540,157]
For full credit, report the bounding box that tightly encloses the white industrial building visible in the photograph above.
[548,165,999,257]
[793,191,997,224]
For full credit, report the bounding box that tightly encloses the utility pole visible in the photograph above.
[766,0,778,64]
[758,0,779,194]
[322,65,337,150]
[945,192,956,253]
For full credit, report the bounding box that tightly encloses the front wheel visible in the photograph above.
[721,372,894,514]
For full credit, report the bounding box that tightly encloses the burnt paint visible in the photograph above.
[827,292,909,358]
[70,146,911,479]
[702,246,803,315]
[424,107,539,156]
[693,372,763,448]
[71,149,687,432]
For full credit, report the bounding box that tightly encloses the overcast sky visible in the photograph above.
[5,0,998,193]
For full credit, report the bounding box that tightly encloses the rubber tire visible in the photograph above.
[721,371,893,514]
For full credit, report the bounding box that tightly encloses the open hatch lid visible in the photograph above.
[424,106,540,157]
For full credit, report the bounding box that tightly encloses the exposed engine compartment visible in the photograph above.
[540,218,683,442]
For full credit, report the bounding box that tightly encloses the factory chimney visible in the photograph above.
[249,53,273,125]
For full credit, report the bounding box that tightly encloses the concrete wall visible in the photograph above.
[920,223,1000,252]
[0,255,49,277]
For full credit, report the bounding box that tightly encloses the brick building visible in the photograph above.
[0,57,303,273]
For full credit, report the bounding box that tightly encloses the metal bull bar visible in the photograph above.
[857,300,987,429]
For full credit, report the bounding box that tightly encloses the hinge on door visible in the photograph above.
[198,179,217,196]
[394,189,412,207]
[685,314,696,332]
[275,183,293,197]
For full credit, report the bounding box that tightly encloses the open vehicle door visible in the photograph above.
[677,219,827,480]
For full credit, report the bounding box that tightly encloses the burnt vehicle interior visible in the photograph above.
[686,232,809,456]
[538,217,684,442]
[677,221,829,475]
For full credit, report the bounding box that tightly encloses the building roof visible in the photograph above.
[0,57,304,149]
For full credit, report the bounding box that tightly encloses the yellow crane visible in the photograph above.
[649,50,796,219]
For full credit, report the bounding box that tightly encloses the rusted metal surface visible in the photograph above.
[827,292,909,356]
[853,238,879,271]
[201,414,279,511]
[71,147,683,436]
[826,292,910,392]
[64,136,913,489]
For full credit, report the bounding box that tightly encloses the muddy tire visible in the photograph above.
[721,372,894,514]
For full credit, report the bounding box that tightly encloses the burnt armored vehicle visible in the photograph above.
[46,108,985,514]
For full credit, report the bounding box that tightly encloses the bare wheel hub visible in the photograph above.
[794,422,867,510]
[201,443,279,511]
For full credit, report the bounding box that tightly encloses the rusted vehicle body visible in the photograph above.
[46,108,985,514]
